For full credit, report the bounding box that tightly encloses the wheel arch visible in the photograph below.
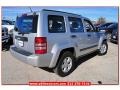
[49,45,76,68]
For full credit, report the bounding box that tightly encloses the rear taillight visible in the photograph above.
[35,37,47,54]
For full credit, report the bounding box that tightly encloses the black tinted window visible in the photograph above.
[48,15,65,33]
[15,15,38,33]
[84,20,95,32]
[68,17,83,32]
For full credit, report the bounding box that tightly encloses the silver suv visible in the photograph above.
[10,9,108,77]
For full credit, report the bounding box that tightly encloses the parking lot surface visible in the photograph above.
[1,42,118,85]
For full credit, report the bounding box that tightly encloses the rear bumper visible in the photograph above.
[10,45,53,67]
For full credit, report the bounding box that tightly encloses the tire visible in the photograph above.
[53,51,75,77]
[98,41,108,56]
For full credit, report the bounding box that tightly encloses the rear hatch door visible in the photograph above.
[14,14,38,53]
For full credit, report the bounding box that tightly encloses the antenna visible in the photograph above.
[29,7,33,12]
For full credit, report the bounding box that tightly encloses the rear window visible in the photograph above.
[48,15,65,33]
[15,15,38,33]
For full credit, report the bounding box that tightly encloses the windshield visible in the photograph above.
[15,15,38,33]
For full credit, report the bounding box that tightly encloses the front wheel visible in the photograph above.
[53,51,75,77]
[98,41,108,56]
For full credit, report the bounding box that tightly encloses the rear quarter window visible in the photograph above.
[48,15,65,33]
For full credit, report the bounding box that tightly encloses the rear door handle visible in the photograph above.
[71,35,77,38]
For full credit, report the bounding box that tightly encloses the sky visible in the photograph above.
[2,6,118,22]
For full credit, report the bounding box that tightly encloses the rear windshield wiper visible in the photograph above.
[18,32,30,35]
[14,27,30,34]
[14,27,25,35]
[18,32,23,35]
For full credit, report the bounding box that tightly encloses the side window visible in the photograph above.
[84,20,95,32]
[68,17,84,32]
[48,15,65,33]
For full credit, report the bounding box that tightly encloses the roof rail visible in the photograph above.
[42,9,82,17]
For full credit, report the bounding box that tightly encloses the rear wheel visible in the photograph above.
[53,51,75,77]
[98,41,108,56]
